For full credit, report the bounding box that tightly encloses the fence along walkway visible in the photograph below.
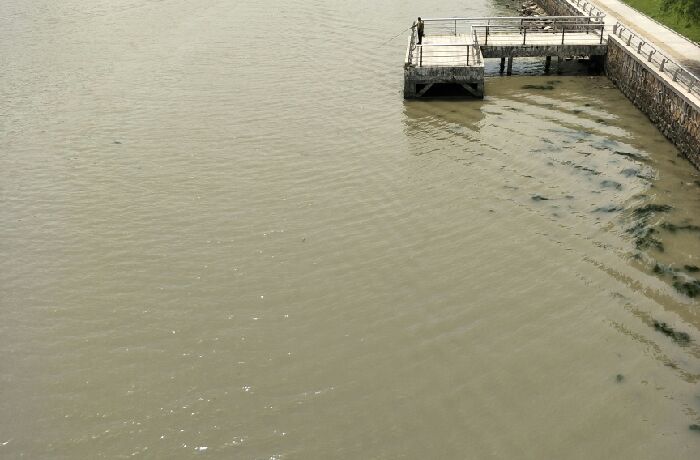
[612,22,700,100]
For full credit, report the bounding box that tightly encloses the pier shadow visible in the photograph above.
[402,98,487,145]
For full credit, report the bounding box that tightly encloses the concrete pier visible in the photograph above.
[402,3,700,170]
[404,35,485,98]
[404,16,607,99]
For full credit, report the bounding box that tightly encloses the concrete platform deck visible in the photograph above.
[476,29,607,57]
[407,35,481,67]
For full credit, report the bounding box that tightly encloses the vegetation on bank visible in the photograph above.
[619,0,700,42]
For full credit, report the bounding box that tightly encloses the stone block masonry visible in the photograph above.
[606,35,700,169]
[535,0,581,17]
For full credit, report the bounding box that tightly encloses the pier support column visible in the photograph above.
[544,56,551,73]
[499,58,506,74]
[506,57,513,76]
[557,56,563,74]
[403,79,416,99]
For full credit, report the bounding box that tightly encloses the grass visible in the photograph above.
[619,0,700,42]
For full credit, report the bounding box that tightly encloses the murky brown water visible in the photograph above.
[1,0,699,458]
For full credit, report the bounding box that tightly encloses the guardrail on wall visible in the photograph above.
[613,22,700,99]
[569,0,605,18]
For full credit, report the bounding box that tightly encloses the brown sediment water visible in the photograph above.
[1,0,699,458]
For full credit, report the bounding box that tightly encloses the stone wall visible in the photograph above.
[535,0,579,16]
[606,35,700,169]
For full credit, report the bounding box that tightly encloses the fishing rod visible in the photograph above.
[379,25,414,47]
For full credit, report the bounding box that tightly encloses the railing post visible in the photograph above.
[419,45,422,67]
[613,24,617,34]
[486,25,489,45]
[454,19,457,36]
[562,27,565,45]
[467,44,470,66]
[523,26,527,45]
[660,59,666,72]
[637,41,644,54]
[600,24,604,44]
[648,50,655,62]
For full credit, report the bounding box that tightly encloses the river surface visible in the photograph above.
[1,0,699,458]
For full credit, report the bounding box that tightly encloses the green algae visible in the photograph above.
[654,321,691,345]
[600,180,622,190]
[522,84,555,90]
[673,279,700,298]
[633,204,673,216]
[660,222,700,233]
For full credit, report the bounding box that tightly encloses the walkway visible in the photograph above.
[589,0,700,74]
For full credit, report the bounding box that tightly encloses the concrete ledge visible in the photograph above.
[481,44,607,58]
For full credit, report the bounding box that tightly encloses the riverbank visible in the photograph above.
[619,0,700,43]
[591,0,700,73]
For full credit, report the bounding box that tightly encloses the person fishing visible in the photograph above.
[412,17,425,45]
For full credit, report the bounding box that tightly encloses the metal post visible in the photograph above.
[600,24,604,44]
[486,25,489,45]
[648,50,655,62]
[637,42,643,54]
[454,19,457,36]
[467,45,469,65]
[523,27,527,45]
[660,59,666,72]
[562,27,565,45]
[419,45,422,67]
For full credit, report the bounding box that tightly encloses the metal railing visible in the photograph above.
[569,0,606,19]
[419,15,604,37]
[472,21,608,46]
[410,43,479,67]
[613,22,700,99]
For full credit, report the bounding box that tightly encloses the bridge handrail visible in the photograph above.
[418,16,605,38]
[472,22,607,46]
[613,22,700,100]
[421,16,604,22]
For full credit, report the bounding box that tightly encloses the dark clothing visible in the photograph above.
[416,20,424,45]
